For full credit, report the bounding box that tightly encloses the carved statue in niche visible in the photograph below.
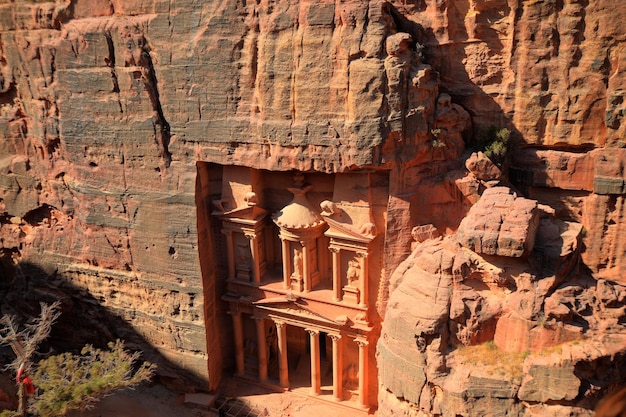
[244,338,257,356]
[266,326,277,362]
[344,363,359,391]
[346,259,361,287]
[292,249,303,279]
[236,243,251,279]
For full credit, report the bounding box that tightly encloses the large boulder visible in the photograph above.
[456,187,540,257]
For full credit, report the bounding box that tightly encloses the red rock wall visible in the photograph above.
[395,0,626,147]
[0,0,625,410]
[0,0,396,390]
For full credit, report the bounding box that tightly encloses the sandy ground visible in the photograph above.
[62,376,373,417]
[65,384,198,417]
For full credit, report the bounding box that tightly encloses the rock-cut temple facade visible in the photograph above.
[2,1,626,416]
[204,166,386,410]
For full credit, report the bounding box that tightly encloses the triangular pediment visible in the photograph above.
[253,295,346,326]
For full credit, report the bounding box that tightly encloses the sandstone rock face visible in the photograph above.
[456,187,539,257]
[394,0,626,147]
[379,186,626,416]
[0,0,625,414]
[0,0,471,391]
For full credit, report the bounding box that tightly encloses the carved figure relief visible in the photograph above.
[292,249,303,279]
[266,326,277,363]
[320,200,340,217]
[236,243,251,280]
[344,363,359,391]
[346,259,361,287]
[244,191,258,206]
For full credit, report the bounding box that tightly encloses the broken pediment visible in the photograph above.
[323,214,376,243]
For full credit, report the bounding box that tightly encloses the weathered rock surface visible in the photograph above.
[510,148,626,283]
[457,187,540,257]
[0,0,625,414]
[379,185,626,416]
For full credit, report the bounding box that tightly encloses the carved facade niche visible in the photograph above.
[218,206,269,284]
[321,173,379,308]
[325,223,373,307]
[213,166,270,285]
[273,176,328,293]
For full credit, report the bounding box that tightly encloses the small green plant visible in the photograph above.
[430,129,446,148]
[475,125,512,167]
[32,340,156,417]
[0,303,155,417]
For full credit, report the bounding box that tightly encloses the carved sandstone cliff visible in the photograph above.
[0,0,625,414]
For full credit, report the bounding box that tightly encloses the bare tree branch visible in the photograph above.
[0,301,62,372]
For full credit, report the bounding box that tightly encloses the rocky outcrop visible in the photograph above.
[510,148,626,283]
[456,187,539,258]
[378,185,626,416]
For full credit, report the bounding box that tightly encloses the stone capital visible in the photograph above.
[305,328,320,336]
[329,333,342,342]
[355,337,369,347]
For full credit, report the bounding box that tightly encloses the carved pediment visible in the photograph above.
[324,216,376,243]
[218,205,268,223]
[253,294,350,326]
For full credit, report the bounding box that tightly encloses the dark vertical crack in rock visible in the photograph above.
[140,47,172,168]
[104,31,121,95]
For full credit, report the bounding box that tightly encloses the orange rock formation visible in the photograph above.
[0,1,625,416]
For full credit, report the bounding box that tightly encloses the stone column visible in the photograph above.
[246,233,261,285]
[329,333,343,401]
[356,337,369,408]
[223,230,235,279]
[275,321,289,388]
[228,311,245,376]
[306,328,321,395]
[254,316,268,382]
[330,247,341,302]
[358,252,368,308]
[302,241,311,292]
[281,238,290,289]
